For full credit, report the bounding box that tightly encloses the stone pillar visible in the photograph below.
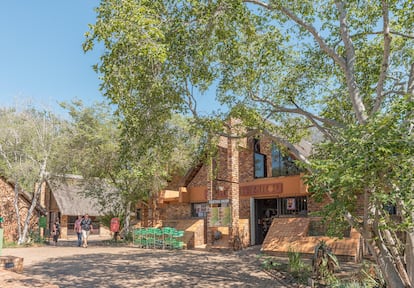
[206,158,214,247]
[228,121,240,248]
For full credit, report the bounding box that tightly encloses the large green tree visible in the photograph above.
[85,1,414,286]
[0,108,67,244]
[60,101,199,233]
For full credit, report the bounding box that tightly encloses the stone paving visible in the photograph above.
[0,241,301,288]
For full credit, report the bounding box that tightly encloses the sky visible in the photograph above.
[0,1,104,116]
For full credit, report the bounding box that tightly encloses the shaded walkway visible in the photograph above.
[2,246,289,287]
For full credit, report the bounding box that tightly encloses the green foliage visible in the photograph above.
[328,261,385,288]
[306,97,414,235]
[312,241,340,282]
[60,101,200,226]
[3,240,19,248]
[257,254,286,270]
[0,107,67,244]
[84,2,414,286]
[0,108,65,191]
[288,248,312,284]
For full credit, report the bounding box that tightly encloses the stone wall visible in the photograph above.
[188,166,208,188]
[162,203,191,220]
[239,198,250,219]
[239,146,254,183]
[0,178,40,242]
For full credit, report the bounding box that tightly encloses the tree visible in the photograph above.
[0,107,66,244]
[84,1,414,286]
[60,101,199,233]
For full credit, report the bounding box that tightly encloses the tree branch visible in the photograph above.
[244,0,347,71]
[335,1,367,124]
[248,90,343,131]
[244,0,367,124]
[408,62,414,98]
[371,0,392,116]
[261,129,311,165]
[390,30,414,40]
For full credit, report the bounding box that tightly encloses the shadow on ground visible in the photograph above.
[25,249,278,288]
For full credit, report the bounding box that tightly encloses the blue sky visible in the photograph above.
[0,1,222,119]
[0,1,103,116]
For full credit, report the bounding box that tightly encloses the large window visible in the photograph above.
[254,153,267,178]
[271,144,301,177]
[254,138,267,178]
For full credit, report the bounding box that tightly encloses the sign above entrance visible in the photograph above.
[240,183,283,197]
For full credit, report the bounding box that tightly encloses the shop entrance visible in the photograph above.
[251,196,308,244]
[254,198,278,244]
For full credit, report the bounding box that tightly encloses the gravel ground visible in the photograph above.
[1,242,300,288]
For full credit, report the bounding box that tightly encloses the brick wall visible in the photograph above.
[162,203,191,220]
[308,191,365,217]
[188,165,208,188]
[239,147,254,183]
[0,178,39,242]
[307,194,331,214]
[239,198,250,219]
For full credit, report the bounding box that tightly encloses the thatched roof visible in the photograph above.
[47,175,118,217]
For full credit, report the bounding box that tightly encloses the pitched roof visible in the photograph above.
[179,135,313,187]
[47,175,117,217]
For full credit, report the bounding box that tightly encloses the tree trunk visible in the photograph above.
[367,230,407,288]
[14,181,22,243]
[383,229,411,286]
[407,230,414,287]
[124,201,131,234]
[19,166,47,245]
[19,181,43,244]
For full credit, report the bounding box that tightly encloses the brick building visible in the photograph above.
[41,175,112,239]
[0,177,45,242]
[138,122,361,261]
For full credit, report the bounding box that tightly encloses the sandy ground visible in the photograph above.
[0,241,297,288]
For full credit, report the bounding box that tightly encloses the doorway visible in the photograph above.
[254,198,278,244]
[251,196,308,244]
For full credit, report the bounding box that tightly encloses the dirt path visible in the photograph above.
[1,244,296,288]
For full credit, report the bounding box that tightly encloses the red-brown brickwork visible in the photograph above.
[307,194,331,215]
[0,178,39,242]
[188,165,208,188]
[164,219,205,248]
[262,218,361,262]
[142,126,361,258]
[239,144,254,182]
[239,199,250,219]
[0,256,24,273]
[163,203,191,220]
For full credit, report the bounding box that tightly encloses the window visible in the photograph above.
[253,138,267,178]
[192,203,207,217]
[254,138,261,153]
[271,144,301,177]
[254,153,267,178]
[280,196,307,216]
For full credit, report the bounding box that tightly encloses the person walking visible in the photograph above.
[81,214,93,248]
[52,218,60,246]
[74,215,83,247]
